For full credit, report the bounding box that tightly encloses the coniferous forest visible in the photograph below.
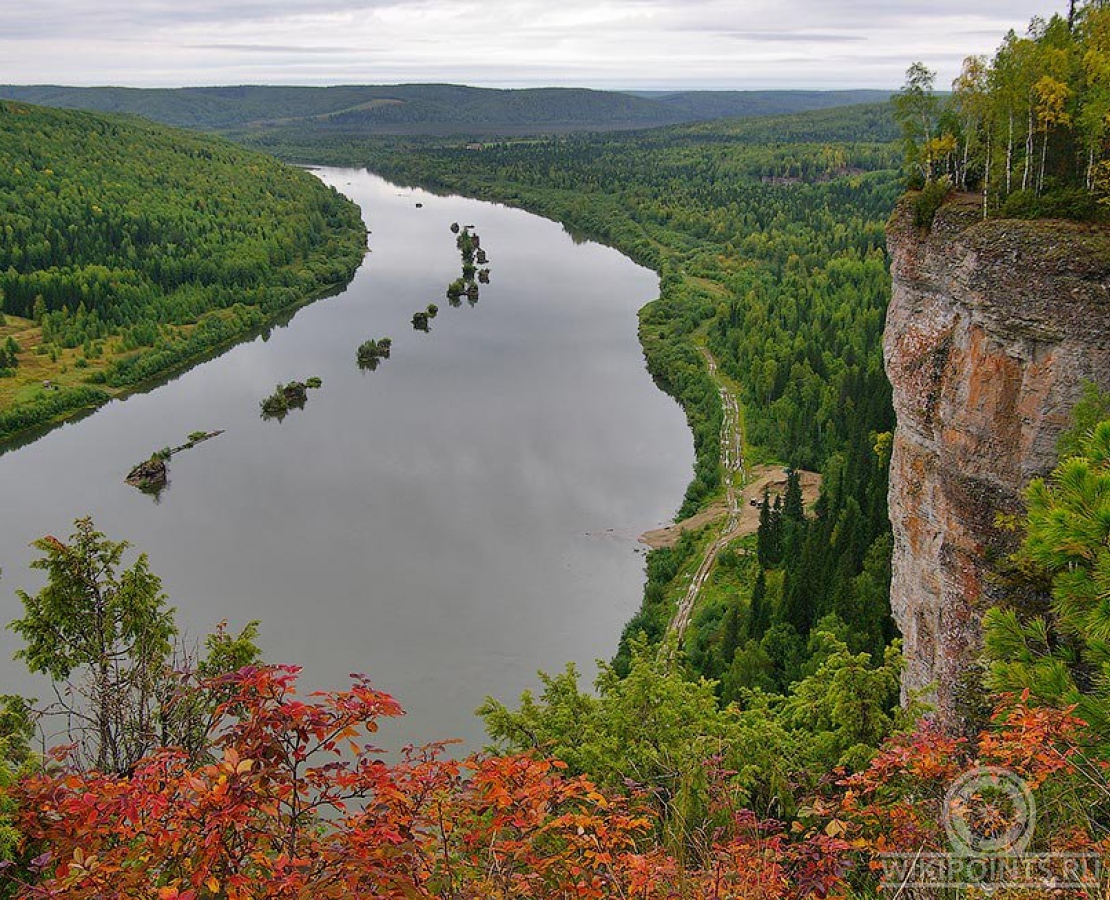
[0,102,366,443]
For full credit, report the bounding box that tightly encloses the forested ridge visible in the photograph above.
[0,101,366,443]
[0,83,891,137]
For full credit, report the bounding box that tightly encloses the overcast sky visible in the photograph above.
[0,0,1070,90]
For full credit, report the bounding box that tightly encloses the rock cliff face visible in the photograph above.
[884,195,1110,729]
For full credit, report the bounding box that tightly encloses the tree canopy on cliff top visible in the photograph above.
[897,1,1110,219]
[896,1,1110,218]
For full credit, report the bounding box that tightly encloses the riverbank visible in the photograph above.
[0,260,365,453]
[642,464,821,551]
[0,101,369,451]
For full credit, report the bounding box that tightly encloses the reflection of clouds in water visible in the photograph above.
[0,171,691,754]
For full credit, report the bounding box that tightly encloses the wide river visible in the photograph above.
[0,169,692,750]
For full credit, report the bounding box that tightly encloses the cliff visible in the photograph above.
[884,194,1110,728]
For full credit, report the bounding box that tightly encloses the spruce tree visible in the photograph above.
[784,467,804,522]
[748,566,770,641]
[719,603,743,669]
[756,492,781,568]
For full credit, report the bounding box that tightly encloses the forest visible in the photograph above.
[0,83,890,137]
[2,2,1110,894]
[898,1,1110,219]
[0,101,367,443]
[273,107,904,710]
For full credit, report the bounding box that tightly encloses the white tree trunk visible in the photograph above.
[984,130,992,218]
[1006,110,1014,195]
[1023,107,1034,192]
[1039,130,1048,195]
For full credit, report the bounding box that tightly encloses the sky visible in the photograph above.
[0,0,1071,91]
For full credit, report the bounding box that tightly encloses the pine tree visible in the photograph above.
[756,492,782,568]
[719,603,743,669]
[783,467,804,522]
[748,567,770,641]
[780,527,827,640]
[985,419,1110,738]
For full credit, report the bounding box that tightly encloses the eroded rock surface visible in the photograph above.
[884,195,1110,728]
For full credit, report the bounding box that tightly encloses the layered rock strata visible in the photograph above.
[884,195,1110,728]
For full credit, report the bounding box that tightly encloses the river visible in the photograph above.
[0,169,692,750]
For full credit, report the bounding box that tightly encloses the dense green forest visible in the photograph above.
[0,83,891,137]
[634,89,893,121]
[898,2,1110,219]
[260,106,903,700]
[0,101,366,443]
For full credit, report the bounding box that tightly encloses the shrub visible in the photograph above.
[1001,186,1102,221]
[912,178,952,228]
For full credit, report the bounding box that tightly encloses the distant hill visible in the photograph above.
[0,84,892,136]
[225,100,899,171]
[635,89,891,121]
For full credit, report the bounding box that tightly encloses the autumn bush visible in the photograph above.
[837,695,1108,895]
[7,542,1106,899]
[5,652,1110,899]
[4,664,858,900]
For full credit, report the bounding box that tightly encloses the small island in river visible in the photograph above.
[357,338,392,371]
[126,429,225,492]
[260,378,322,421]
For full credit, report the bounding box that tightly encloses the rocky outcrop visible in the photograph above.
[126,457,167,489]
[884,194,1110,729]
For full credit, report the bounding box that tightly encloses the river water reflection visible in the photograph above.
[0,169,692,750]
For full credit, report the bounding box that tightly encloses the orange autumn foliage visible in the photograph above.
[8,666,850,900]
[10,668,1110,899]
[838,695,1095,862]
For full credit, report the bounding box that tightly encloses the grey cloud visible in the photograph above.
[714,31,867,43]
[188,44,364,55]
[0,0,1076,89]
[0,0,416,37]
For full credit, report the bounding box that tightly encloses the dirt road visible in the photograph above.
[660,347,743,660]
[658,347,819,660]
